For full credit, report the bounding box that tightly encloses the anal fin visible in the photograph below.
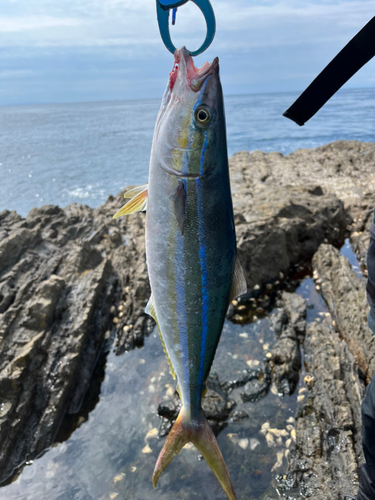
[145,296,176,380]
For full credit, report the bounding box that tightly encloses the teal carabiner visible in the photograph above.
[156,0,216,57]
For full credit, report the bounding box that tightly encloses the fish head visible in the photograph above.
[155,47,226,178]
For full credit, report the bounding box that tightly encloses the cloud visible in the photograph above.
[0,0,374,104]
[0,69,36,77]
[0,0,373,53]
[0,15,82,33]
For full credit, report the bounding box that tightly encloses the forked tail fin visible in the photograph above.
[152,409,236,500]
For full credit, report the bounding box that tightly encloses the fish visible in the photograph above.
[113,47,247,500]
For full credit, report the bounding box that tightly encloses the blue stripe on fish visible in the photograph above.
[193,79,209,114]
[200,132,208,176]
[196,177,209,405]
[174,187,191,410]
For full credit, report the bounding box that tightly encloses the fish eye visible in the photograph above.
[195,106,211,124]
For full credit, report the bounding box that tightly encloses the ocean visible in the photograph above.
[0,87,374,217]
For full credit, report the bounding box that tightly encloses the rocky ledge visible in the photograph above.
[0,140,374,493]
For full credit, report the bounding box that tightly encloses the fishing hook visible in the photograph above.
[156,0,216,57]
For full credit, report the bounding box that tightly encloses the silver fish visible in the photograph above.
[114,47,246,500]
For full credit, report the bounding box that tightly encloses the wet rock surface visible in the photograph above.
[157,368,270,437]
[312,244,375,382]
[278,242,375,499]
[0,195,152,483]
[347,192,375,267]
[0,140,375,493]
[269,291,306,396]
[277,316,364,500]
[230,140,375,208]
[235,185,346,289]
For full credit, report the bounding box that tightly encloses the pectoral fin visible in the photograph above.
[170,181,186,236]
[113,185,148,219]
[145,296,176,380]
[124,184,148,199]
[228,255,247,305]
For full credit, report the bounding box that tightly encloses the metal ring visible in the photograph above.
[158,0,189,8]
[156,0,216,56]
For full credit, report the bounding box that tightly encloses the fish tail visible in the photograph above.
[152,409,236,500]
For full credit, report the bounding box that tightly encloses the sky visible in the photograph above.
[0,0,374,105]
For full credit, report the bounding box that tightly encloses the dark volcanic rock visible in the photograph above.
[347,192,375,267]
[202,373,236,421]
[278,317,364,500]
[230,140,375,208]
[281,291,307,341]
[157,373,235,437]
[312,244,375,382]
[269,292,306,395]
[279,242,375,499]
[270,308,288,337]
[235,185,346,289]
[0,194,151,483]
[240,375,270,402]
[229,410,249,422]
[220,363,271,403]
[221,361,270,394]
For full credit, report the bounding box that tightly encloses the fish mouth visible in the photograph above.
[169,47,219,93]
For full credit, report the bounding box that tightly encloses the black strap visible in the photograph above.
[283,16,375,126]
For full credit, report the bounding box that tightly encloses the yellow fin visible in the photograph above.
[113,187,148,219]
[124,184,148,199]
[145,296,176,380]
[228,255,247,305]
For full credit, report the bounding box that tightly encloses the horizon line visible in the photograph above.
[1,85,374,108]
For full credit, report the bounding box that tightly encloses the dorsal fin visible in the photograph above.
[113,185,148,219]
[228,255,247,305]
[145,296,176,380]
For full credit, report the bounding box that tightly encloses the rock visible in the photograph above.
[235,185,346,289]
[156,372,236,436]
[230,140,375,208]
[270,308,288,337]
[347,192,375,266]
[277,317,364,500]
[229,410,249,421]
[241,375,270,402]
[157,399,180,421]
[269,292,306,395]
[269,336,301,396]
[0,193,151,484]
[221,361,271,397]
[202,373,236,421]
[312,244,375,382]
[281,291,307,341]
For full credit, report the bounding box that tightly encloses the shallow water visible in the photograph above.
[341,238,364,279]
